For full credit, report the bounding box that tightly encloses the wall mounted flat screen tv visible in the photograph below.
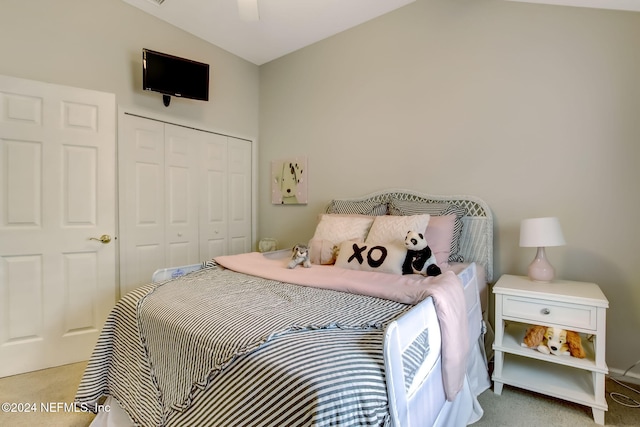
[143,48,209,106]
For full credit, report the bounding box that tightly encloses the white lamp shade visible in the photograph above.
[519,217,566,248]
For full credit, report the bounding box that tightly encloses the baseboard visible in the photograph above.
[608,367,640,386]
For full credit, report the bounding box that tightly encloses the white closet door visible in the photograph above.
[200,133,228,259]
[164,124,200,267]
[227,138,252,255]
[119,115,165,296]
[0,74,116,376]
[119,114,254,294]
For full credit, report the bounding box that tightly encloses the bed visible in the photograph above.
[75,189,493,427]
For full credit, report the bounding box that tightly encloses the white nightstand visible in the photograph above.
[492,274,609,425]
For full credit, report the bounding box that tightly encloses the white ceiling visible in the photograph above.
[122,0,640,66]
[122,0,416,65]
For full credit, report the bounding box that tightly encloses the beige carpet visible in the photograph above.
[474,377,640,427]
[0,362,95,427]
[0,361,638,426]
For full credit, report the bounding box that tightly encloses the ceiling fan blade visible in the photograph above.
[238,0,260,21]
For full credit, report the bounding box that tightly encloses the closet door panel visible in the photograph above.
[120,115,165,295]
[120,114,254,293]
[227,138,252,255]
[200,133,228,259]
[164,124,199,267]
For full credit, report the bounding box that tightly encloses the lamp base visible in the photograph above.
[528,247,555,283]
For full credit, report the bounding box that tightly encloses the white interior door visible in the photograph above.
[0,74,116,377]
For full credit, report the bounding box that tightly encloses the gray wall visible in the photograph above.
[260,0,640,375]
[0,0,259,139]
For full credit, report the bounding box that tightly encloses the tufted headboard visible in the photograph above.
[325,189,494,282]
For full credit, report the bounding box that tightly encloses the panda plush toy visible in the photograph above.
[402,231,442,276]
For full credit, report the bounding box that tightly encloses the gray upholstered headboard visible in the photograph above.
[325,189,494,282]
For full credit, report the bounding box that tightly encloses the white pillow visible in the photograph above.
[311,214,375,246]
[365,214,430,246]
[335,240,407,275]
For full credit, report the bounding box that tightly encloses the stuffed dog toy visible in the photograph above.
[521,325,585,358]
[288,244,311,269]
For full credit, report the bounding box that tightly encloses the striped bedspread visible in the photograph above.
[76,265,414,426]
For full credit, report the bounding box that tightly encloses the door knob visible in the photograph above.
[89,234,111,244]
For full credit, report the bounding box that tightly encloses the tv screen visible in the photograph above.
[142,49,209,102]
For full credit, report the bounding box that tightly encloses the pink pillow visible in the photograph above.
[424,215,456,267]
[308,238,337,265]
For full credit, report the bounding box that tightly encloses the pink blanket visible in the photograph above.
[214,251,469,400]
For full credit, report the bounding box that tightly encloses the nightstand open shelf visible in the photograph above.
[500,353,602,408]
[496,322,604,372]
[492,275,609,425]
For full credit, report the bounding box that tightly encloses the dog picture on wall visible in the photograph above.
[271,156,308,204]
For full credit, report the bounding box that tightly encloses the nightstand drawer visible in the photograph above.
[502,295,597,330]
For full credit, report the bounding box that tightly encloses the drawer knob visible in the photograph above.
[541,308,551,315]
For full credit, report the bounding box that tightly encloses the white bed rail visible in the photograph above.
[151,263,203,283]
[384,295,444,427]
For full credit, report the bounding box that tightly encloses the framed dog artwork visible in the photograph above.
[271,156,308,205]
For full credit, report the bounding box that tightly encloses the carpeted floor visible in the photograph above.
[0,362,95,427]
[474,376,640,427]
[0,361,638,426]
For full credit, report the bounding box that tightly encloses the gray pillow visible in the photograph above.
[388,199,465,263]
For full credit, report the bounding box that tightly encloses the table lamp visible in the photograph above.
[519,217,566,282]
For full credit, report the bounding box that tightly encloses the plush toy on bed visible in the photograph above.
[288,244,311,269]
[402,231,442,277]
[521,325,585,358]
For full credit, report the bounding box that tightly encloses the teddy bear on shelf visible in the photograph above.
[521,325,585,358]
[402,231,441,277]
[287,244,311,269]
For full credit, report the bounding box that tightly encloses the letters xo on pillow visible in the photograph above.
[335,241,407,275]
